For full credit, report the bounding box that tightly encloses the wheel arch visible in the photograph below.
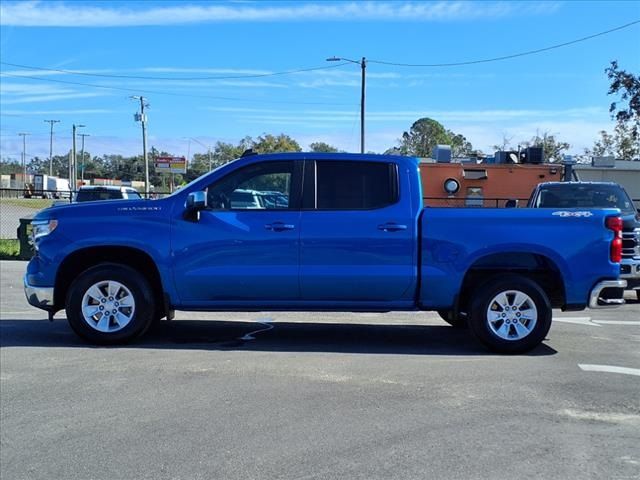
[458,252,566,311]
[54,246,166,316]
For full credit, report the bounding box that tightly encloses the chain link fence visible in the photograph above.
[2,188,638,241]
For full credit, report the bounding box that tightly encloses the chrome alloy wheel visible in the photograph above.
[486,290,538,341]
[81,280,135,333]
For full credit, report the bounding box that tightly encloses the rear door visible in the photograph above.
[299,159,416,303]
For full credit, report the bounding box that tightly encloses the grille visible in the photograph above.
[622,228,640,258]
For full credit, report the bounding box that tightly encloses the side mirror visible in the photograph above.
[505,199,518,208]
[184,191,207,221]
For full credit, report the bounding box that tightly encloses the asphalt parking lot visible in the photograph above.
[1,260,639,480]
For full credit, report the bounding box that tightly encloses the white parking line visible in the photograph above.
[578,364,640,377]
[593,320,640,326]
[554,317,600,327]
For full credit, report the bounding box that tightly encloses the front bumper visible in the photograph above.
[24,275,54,310]
[620,258,640,288]
[589,280,627,309]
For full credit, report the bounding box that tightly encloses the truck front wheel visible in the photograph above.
[468,275,552,354]
[66,263,155,344]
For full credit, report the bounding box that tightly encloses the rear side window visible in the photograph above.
[316,161,398,210]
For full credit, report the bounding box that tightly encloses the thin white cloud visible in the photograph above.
[1,1,561,27]
[203,106,606,124]
[1,92,108,105]
[1,108,121,115]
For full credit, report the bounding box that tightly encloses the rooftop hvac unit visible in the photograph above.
[520,147,544,164]
[432,145,452,163]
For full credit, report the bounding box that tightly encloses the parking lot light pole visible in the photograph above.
[326,56,366,154]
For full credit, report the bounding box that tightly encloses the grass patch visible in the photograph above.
[0,239,21,260]
[0,198,53,209]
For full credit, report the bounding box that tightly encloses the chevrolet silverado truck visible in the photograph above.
[528,181,640,301]
[24,153,627,353]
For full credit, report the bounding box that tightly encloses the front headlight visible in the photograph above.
[31,219,58,242]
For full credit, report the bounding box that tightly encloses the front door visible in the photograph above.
[172,160,302,305]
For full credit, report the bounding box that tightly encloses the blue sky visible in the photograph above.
[1,0,639,162]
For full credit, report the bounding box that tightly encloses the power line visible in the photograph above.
[0,61,350,81]
[0,72,357,106]
[369,19,640,67]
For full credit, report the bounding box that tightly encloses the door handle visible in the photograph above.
[378,223,408,232]
[265,222,295,232]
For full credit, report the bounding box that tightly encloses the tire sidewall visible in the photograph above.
[469,275,552,354]
[66,263,154,344]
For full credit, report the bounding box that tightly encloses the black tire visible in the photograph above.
[437,310,467,329]
[467,274,552,354]
[66,263,155,345]
[636,290,640,302]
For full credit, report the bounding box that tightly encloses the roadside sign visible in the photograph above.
[154,156,187,174]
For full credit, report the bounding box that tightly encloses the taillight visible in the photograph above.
[606,216,623,263]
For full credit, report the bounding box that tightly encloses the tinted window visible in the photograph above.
[316,161,397,210]
[76,189,123,202]
[207,161,293,210]
[536,184,635,214]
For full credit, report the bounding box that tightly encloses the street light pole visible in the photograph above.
[44,119,60,176]
[78,133,90,184]
[185,137,213,171]
[327,56,366,153]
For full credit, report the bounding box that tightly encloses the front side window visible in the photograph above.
[316,161,398,210]
[207,161,294,210]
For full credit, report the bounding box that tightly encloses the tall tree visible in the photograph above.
[519,132,570,163]
[606,60,640,145]
[252,134,301,154]
[397,117,451,157]
[309,142,339,153]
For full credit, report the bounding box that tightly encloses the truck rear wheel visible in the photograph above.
[468,275,552,354]
[66,263,155,344]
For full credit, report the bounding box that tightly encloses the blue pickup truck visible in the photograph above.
[24,153,626,353]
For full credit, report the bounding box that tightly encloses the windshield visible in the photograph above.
[535,184,636,214]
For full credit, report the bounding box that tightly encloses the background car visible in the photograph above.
[528,181,640,300]
[74,186,143,202]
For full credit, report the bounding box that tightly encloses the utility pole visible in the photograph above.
[78,133,90,184]
[326,56,367,153]
[71,124,85,190]
[208,148,212,171]
[18,133,29,189]
[44,119,60,176]
[131,96,149,197]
